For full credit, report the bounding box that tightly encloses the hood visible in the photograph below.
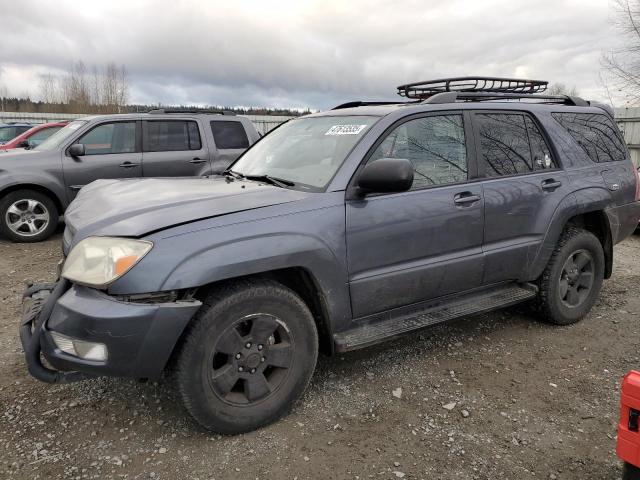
[0,148,53,160]
[65,176,311,241]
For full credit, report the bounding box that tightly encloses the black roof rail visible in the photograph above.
[147,108,235,115]
[423,91,589,107]
[332,101,409,110]
[397,76,549,99]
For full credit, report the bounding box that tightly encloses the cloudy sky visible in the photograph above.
[0,0,624,110]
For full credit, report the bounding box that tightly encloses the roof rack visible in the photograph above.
[397,76,549,99]
[147,108,235,115]
[423,91,589,107]
[332,101,410,110]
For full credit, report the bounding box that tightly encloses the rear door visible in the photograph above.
[471,111,570,284]
[141,119,210,177]
[62,120,141,200]
[346,112,485,318]
[210,119,251,172]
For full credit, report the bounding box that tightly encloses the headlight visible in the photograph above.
[62,236,153,288]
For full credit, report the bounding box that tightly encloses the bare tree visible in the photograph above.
[547,83,579,96]
[603,0,640,102]
[39,73,58,104]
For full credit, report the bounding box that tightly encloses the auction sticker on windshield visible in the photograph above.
[325,124,368,135]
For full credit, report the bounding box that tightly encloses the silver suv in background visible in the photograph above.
[0,109,260,242]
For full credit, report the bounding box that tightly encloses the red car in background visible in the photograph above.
[0,121,68,150]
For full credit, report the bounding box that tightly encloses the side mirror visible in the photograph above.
[17,140,30,149]
[68,144,85,157]
[356,158,414,195]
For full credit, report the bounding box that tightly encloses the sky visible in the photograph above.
[0,0,624,110]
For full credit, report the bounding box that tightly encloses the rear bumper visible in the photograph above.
[607,201,640,245]
[21,282,201,381]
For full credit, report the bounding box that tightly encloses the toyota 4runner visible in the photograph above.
[20,77,640,434]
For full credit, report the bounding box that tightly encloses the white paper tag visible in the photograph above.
[325,124,368,136]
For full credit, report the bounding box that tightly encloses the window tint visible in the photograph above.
[525,116,556,170]
[552,112,626,163]
[146,121,201,152]
[476,113,533,177]
[369,115,467,190]
[77,122,136,155]
[211,121,249,149]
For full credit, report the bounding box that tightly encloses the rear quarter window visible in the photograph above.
[210,121,249,149]
[552,112,627,163]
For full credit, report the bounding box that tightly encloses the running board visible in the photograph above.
[334,283,537,352]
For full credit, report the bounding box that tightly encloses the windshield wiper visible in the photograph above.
[244,174,295,188]
[225,169,244,179]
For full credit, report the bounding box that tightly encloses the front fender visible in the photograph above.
[0,170,68,209]
[108,202,351,334]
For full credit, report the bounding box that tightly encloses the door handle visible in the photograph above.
[189,157,206,164]
[453,192,481,206]
[541,179,562,191]
[119,162,140,168]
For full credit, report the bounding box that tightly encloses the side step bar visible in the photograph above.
[334,283,538,352]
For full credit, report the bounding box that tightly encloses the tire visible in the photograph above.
[176,279,319,434]
[536,226,605,325]
[623,462,640,480]
[0,189,59,243]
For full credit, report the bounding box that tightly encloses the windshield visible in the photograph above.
[34,120,87,151]
[0,127,19,143]
[230,115,378,190]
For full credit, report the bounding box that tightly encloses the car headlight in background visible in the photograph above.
[62,236,153,288]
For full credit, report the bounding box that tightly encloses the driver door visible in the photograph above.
[346,112,485,318]
[62,120,142,201]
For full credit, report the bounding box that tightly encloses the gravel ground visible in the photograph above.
[1,232,639,480]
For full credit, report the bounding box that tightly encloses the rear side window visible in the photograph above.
[552,113,626,163]
[211,121,249,149]
[145,121,201,152]
[476,113,557,177]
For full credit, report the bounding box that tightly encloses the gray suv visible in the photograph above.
[20,77,640,434]
[0,109,259,242]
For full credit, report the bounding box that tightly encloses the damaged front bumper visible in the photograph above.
[20,281,201,383]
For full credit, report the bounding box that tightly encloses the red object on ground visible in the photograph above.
[0,121,68,150]
[618,371,640,468]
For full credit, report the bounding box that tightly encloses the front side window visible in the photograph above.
[77,122,136,155]
[211,121,249,149]
[0,127,20,142]
[552,112,626,163]
[145,121,201,152]
[230,115,378,190]
[369,114,468,189]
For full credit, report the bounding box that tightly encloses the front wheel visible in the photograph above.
[176,279,319,434]
[536,226,605,325]
[0,189,59,242]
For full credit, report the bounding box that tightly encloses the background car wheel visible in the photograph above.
[176,278,319,434]
[536,226,604,325]
[0,189,59,243]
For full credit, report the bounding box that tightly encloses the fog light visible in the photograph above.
[50,332,108,362]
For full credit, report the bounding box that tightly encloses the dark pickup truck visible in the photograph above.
[0,109,259,242]
[20,77,640,434]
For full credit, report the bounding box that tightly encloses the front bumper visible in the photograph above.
[20,281,201,381]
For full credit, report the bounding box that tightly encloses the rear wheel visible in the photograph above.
[536,226,604,325]
[176,279,318,434]
[0,189,58,242]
